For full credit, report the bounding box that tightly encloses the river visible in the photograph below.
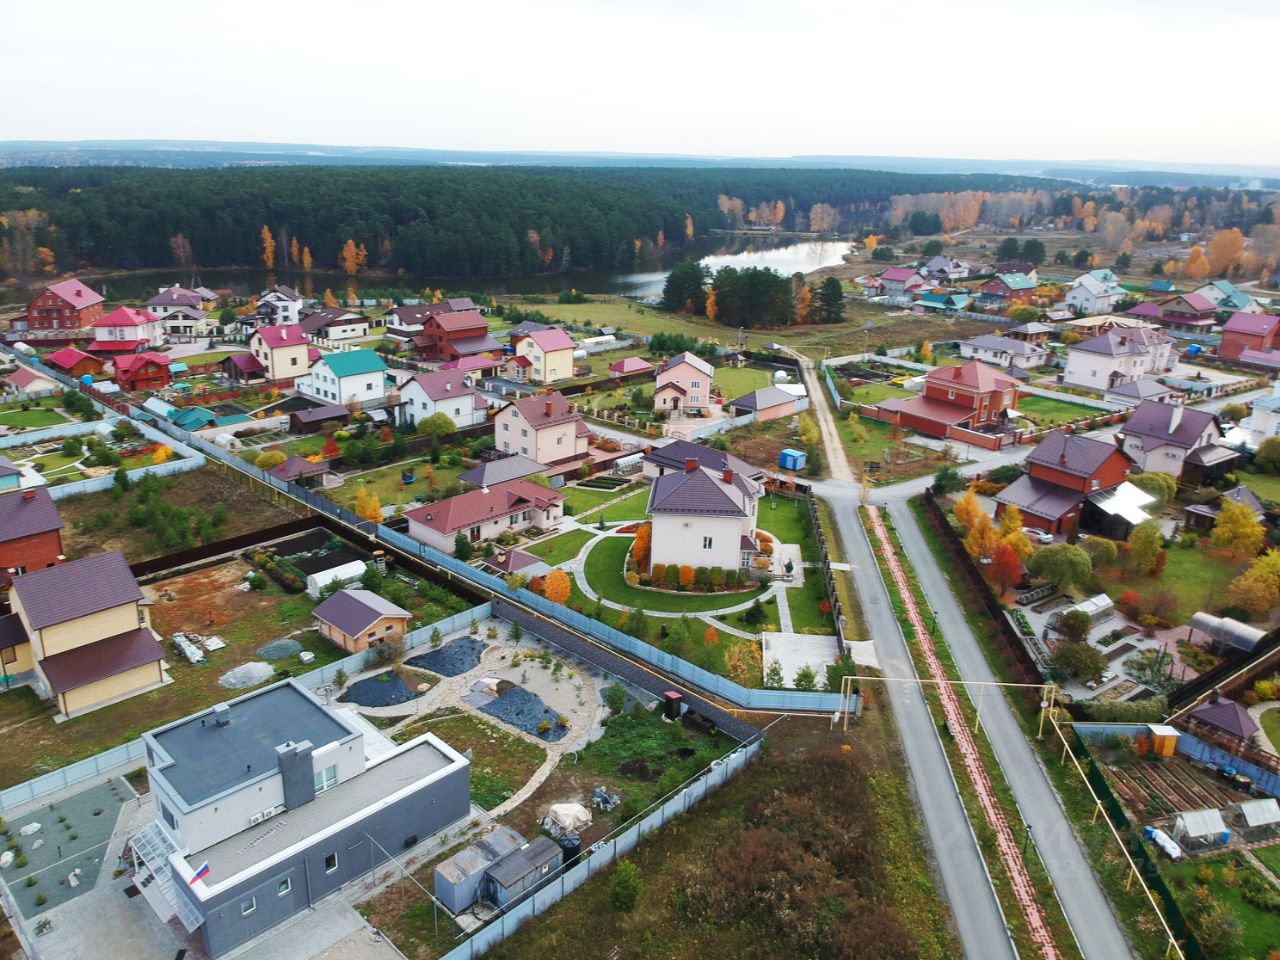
[71,236,851,305]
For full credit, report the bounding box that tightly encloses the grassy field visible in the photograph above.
[1014,394,1101,427]
[836,411,938,483]
[179,350,244,366]
[562,481,640,516]
[0,406,68,428]
[841,381,914,405]
[526,529,594,566]
[581,536,764,612]
[786,579,835,633]
[1098,544,1244,625]
[1157,853,1280,959]
[754,496,816,559]
[393,710,546,810]
[711,364,772,400]
[579,485,651,523]
[1261,707,1280,753]
[1241,470,1280,505]
[321,460,464,513]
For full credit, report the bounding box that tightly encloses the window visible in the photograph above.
[365,382,373,391]
[277,878,291,897]
[160,803,177,830]
[313,764,338,794]
[1090,479,1100,491]
[503,441,510,452]
[702,536,713,550]
[241,897,257,916]
[521,428,528,438]
[691,380,701,389]
[556,435,563,445]
[947,389,955,400]
[503,422,509,432]
[324,852,338,874]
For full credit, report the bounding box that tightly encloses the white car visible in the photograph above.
[1023,527,1055,545]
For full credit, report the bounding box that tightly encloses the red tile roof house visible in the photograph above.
[608,356,655,377]
[8,366,60,394]
[88,305,167,354]
[404,479,565,555]
[0,485,65,590]
[41,347,104,380]
[312,588,412,654]
[495,393,591,468]
[413,310,500,362]
[1219,311,1280,362]
[875,361,1020,445]
[1116,400,1237,487]
[995,432,1133,535]
[17,279,104,332]
[113,351,172,392]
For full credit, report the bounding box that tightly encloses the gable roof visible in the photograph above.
[1125,301,1164,318]
[42,347,99,371]
[880,266,921,282]
[298,307,367,334]
[459,454,548,489]
[1222,311,1280,337]
[43,279,103,307]
[1121,400,1218,450]
[479,548,549,576]
[1106,378,1176,401]
[263,284,301,301]
[95,306,154,328]
[447,333,503,356]
[1007,322,1055,336]
[993,474,1085,521]
[925,360,1020,393]
[508,392,580,428]
[405,371,478,402]
[608,356,654,375]
[1146,280,1175,293]
[729,385,795,411]
[658,351,713,377]
[313,589,411,637]
[0,485,63,543]
[39,626,164,696]
[1070,275,1118,296]
[993,272,1036,290]
[115,352,171,375]
[430,309,488,333]
[524,328,576,352]
[404,479,563,535]
[145,286,202,308]
[1026,431,1121,479]
[962,334,1044,357]
[508,320,550,337]
[1164,292,1215,312]
[648,464,759,517]
[9,367,57,391]
[269,455,327,481]
[11,551,141,631]
[317,349,386,378]
[1072,327,1168,357]
[253,324,310,350]
[227,353,266,374]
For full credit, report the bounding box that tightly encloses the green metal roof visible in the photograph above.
[317,349,387,378]
[996,273,1036,290]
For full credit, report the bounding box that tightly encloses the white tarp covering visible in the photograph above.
[1151,828,1183,861]
[543,803,592,837]
[1087,481,1156,525]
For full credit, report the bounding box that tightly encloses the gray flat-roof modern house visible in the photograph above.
[130,680,470,957]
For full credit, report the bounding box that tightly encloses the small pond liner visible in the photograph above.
[405,636,488,677]
[339,671,423,707]
[256,638,302,660]
[479,685,567,742]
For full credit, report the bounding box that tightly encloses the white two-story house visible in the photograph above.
[1062,328,1172,391]
[646,461,762,574]
[295,349,388,409]
[1116,400,1237,486]
[1065,273,1125,316]
[399,371,487,430]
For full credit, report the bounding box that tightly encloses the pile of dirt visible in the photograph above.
[257,638,303,660]
[220,662,274,689]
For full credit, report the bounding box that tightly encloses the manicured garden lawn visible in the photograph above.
[323,461,463,513]
[1242,471,1280,505]
[580,485,651,523]
[1156,853,1280,959]
[1260,707,1280,755]
[180,350,243,366]
[1014,394,1100,427]
[393,710,545,810]
[842,382,913,405]
[1252,839,1280,877]
[0,407,68,428]
[712,365,772,399]
[755,496,816,559]
[275,434,330,459]
[1098,544,1243,626]
[787,580,835,633]
[563,481,638,515]
[580,536,763,612]
[526,529,594,566]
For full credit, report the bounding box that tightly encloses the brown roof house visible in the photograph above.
[405,479,565,555]
[1116,400,1237,487]
[646,460,763,575]
[654,352,715,415]
[312,588,412,654]
[5,551,167,718]
[494,393,589,467]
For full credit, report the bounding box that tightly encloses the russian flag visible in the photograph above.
[189,862,210,886]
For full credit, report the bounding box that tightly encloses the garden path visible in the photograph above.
[1248,702,1280,756]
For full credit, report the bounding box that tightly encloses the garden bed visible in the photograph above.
[339,670,424,707]
[477,685,567,742]
[405,636,488,677]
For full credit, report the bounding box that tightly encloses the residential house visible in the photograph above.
[88,306,167,354]
[405,479,564,554]
[131,680,469,958]
[399,371,487,430]
[646,460,763,574]
[994,262,1039,283]
[385,303,452,343]
[1225,381,1280,451]
[915,292,971,313]
[1065,274,1124,316]
[506,320,550,339]
[7,366,59,395]
[874,361,1020,439]
[654,352,714,415]
[727,385,799,421]
[1087,268,1120,284]
[879,266,929,299]
[1146,280,1175,296]
[1194,280,1259,313]
[162,306,213,341]
[0,486,64,591]
[979,273,1037,306]
[921,256,970,282]
[18,279,104,332]
[114,352,173,392]
[1104,377,1179,408]
[958,334,1050,370]
[41,347,104,380]
[312,589,411,654]
[248,325,311,381]
[1124,301,1165,323]
[437,355,505,379]
[145,285,204,319]
[1159,293,1217,328]
[1219,311,1280,362]
[257,284,305,325]
[268,456,327,488]
[298,308,370,342]
[1062,327,1173,391]
[5,551,167,717]
[288,404,350,435]
[193,286,221,310]
[414,310,500,363]
[1184,484,1265,533]
[1005,322,1055,344]
[995,432,1137,536]
[295,350,389,409]
[1116,400,1237,486]
[607,357,654,377]
[641,439,764,484]
[494,393,589,465]
[459,454,548,490]
[509,328,576,384]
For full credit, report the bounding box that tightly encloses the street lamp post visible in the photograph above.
[1022,823,1032,857]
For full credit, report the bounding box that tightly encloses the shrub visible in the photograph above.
[610,860,644,911]
[694,566,710,589]
[537,720,552,734]
[664,565,680,588]
[605,682,626,715]
[650,562,666,584]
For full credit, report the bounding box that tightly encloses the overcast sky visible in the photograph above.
[5,0,1277,168]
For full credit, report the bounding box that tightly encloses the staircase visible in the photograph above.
[130,823,205,933]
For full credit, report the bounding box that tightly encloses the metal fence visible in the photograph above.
[0,740,147,815]
[436,738,761,960]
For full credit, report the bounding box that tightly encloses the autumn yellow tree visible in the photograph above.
[543,569,571,605]
[356,243,368,273]
[1183,245,1210,281]
[919,340,933,363]
[301,245,313,272]
[261,225,275,270]
[289,236,300,268]
[364,493,382,523]
[1207,228,1245,277]
[35,247,55,274]
[863,235,879,253]
[323,288,338,308]
[432,289,443,304]
[964,513,1003,564]
[795,285,813,324]
[953,485,981,531]
[705,287,718,323]
[999,504,1024,536]
[724,640,761,685]
[684,213,695,239]
[774,200,786,227]
[340,239,359,277]
[1211,499,1266,558]
[151,445,172,465]
[355,486,370,519]
[346,287,357,307]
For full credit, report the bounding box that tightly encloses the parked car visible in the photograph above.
[1023,527,1054,545]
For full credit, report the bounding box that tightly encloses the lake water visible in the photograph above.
[53,236,852,305]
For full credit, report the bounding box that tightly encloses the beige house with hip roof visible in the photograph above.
[494,393,589,465]
[513,328,576,384]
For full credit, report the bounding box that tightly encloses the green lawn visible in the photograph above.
[1156,853,1280,959]
[713,365,773,400]
[842,382,913,405]
[787,579,835,633]
[755,496,817,560]
[563,481,639,515]
[1252,841,1280,877]
[580,485,651,523]
[526,529,594,566]
[835,411,937,482]
[323,460,463,513]
[0,407,69,428]
[580,536,763,612]
[1260,706,1280,753]
[1241,471,1280,506]
[1099,543,1244,625]
[1014,394,1101,427]
[180,350,244,366]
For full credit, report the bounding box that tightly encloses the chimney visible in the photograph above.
[212,703,231,727]
[22,490,35,501]
[545,400,553,417]
[723,468,734,484]
[685,458,698,473]
[1168,404,1183,432]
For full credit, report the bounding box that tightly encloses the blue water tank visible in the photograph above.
[80,374,94,388]
[1219,829,1231,846]
[1143,825,1155,841]
[1186,344,1203,356]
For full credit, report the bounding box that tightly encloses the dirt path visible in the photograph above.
[784,347,854,482]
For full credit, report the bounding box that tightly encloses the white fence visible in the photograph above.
[1016,381,1122,412]
[664,411,754,440]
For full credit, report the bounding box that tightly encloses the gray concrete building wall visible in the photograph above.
[181,761,469,957]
